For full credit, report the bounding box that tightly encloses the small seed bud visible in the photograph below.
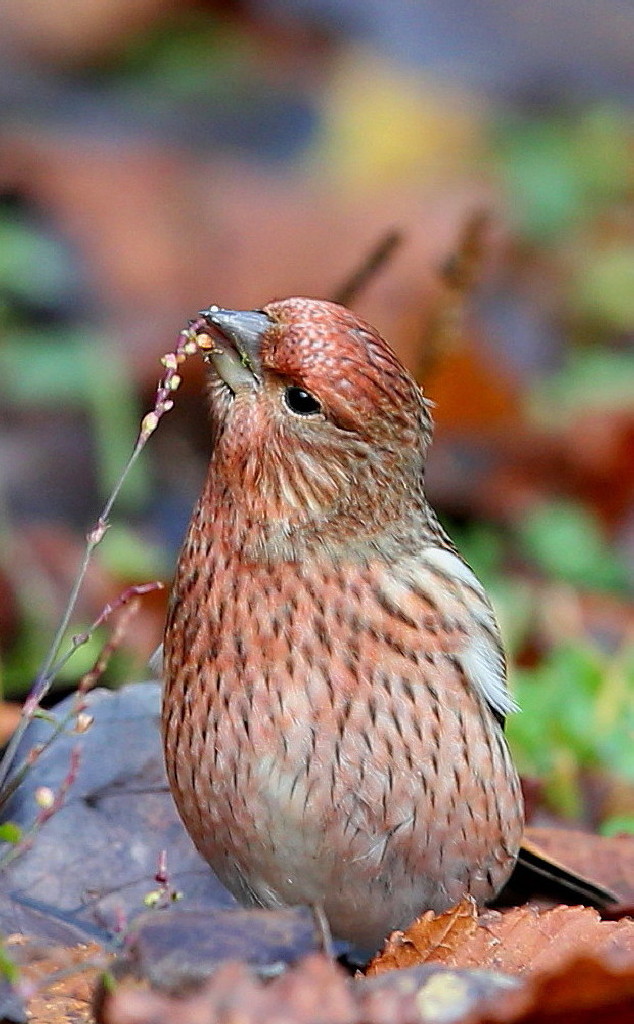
[141,412,159,436]
[35,787,55,810]
[196,333,215,350]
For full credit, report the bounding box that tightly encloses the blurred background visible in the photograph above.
[0,0,632,833]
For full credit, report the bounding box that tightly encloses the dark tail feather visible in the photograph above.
[495,837,618,910]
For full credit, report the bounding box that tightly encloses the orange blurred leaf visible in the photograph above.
[367,900,634,977]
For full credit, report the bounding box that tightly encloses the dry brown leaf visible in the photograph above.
[482,952,634,1023]
[365,898,479,975]
[425,343,520,432]
[367,900,634,978]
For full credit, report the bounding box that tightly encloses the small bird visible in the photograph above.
[162,297,524,951]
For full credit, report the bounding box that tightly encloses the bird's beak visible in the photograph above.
[197,307,271,392]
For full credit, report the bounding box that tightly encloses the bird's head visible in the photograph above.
[196,297,433,556]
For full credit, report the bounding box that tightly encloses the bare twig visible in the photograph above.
[440,209,491,293]
[332,229,402,306]
[416,209,491,379]
[44,582,163,686]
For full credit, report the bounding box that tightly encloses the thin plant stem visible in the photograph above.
[37,433,147,685]
[0,320,205,793]
[0,592,153,818]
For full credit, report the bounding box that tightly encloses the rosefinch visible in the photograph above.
[162,297,524,950]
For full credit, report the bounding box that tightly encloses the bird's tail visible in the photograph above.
[496,835,618,909]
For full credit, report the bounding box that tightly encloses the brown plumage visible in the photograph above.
[162,297,524,951]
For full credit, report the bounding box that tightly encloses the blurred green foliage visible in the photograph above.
[1,621,135,700]
[507,644,634,824]
[0,823,21,844]
[0,943,18,985]
[517,500,629,593]
[116,12,244,93]
[0,217,74,314]
[530,349,634,422]
[0,329,148,507]
[451,517,634,825]
[495,105,632,241]
[100,10,239,87]
[601,814,634,837]
[576,245,634,331]
[92,10,287,130]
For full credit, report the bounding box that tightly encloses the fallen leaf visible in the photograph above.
[96,954,355,1024]
[364,898,479,976]
[367,900,634,977]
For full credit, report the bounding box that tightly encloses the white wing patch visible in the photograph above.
[456,631,518,716]
[149,644,164,679]
[422,547,519,717]
[422,545,487,593]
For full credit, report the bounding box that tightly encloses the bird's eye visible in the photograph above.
[283,386,322,416]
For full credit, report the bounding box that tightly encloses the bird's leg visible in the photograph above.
[310,902,335,959]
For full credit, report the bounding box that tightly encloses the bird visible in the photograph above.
[161,296,525,952]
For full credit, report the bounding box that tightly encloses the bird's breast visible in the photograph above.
[163,537,521,916]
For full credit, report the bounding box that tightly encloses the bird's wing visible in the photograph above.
[376,546,518,721]
[148,644,164,678]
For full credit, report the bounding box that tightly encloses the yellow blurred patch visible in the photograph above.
[309,48,484,189]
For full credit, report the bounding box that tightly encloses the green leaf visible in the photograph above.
[100,524,167,579]
[0,944,19,984]
[441,520,505,583]
[0,217,75,304]
[495,119,583,238]
[530,350,634,425]
[508,643,634,818]
[600,814,634,837]
[0,822,22,844]
[516,500,628,592]
[573,105,632,199]
[575,246,634,331]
